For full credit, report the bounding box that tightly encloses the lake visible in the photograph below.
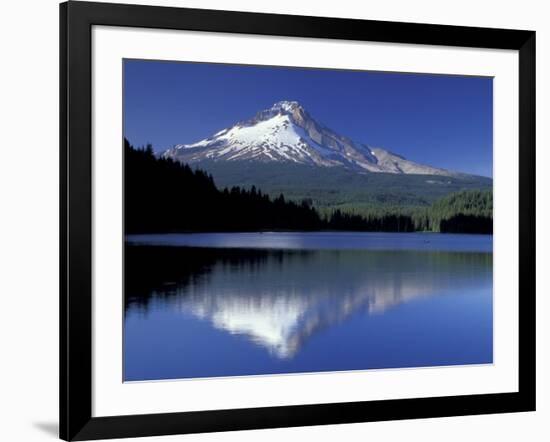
[124,232,493,381]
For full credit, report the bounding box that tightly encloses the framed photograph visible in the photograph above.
[60,1,536,440]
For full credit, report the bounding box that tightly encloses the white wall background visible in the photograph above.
[0,0,547,441]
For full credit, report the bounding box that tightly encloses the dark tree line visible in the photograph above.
[125,140,492,234]
[125,140,322,233]
[440,214,493,234]
[327,210,415,232]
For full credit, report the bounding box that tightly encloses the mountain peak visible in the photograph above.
[270,100,304,113]
[164,101,458,177]
[248,100,309,126]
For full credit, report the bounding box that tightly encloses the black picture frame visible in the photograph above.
[60,1,536,440]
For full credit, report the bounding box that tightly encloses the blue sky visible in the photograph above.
[124,59,493,177]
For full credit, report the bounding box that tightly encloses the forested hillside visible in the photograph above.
[191,159,493,216]
[419,190,493,233]
[125,140,492,234]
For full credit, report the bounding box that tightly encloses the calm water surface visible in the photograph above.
[124,232,492,381]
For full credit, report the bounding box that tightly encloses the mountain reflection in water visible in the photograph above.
[125,246,492,361]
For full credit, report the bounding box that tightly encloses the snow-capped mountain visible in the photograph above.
[162,100,456,176]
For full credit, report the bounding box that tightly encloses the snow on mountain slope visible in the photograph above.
[181,113,334,165]
[162,100,457,176]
